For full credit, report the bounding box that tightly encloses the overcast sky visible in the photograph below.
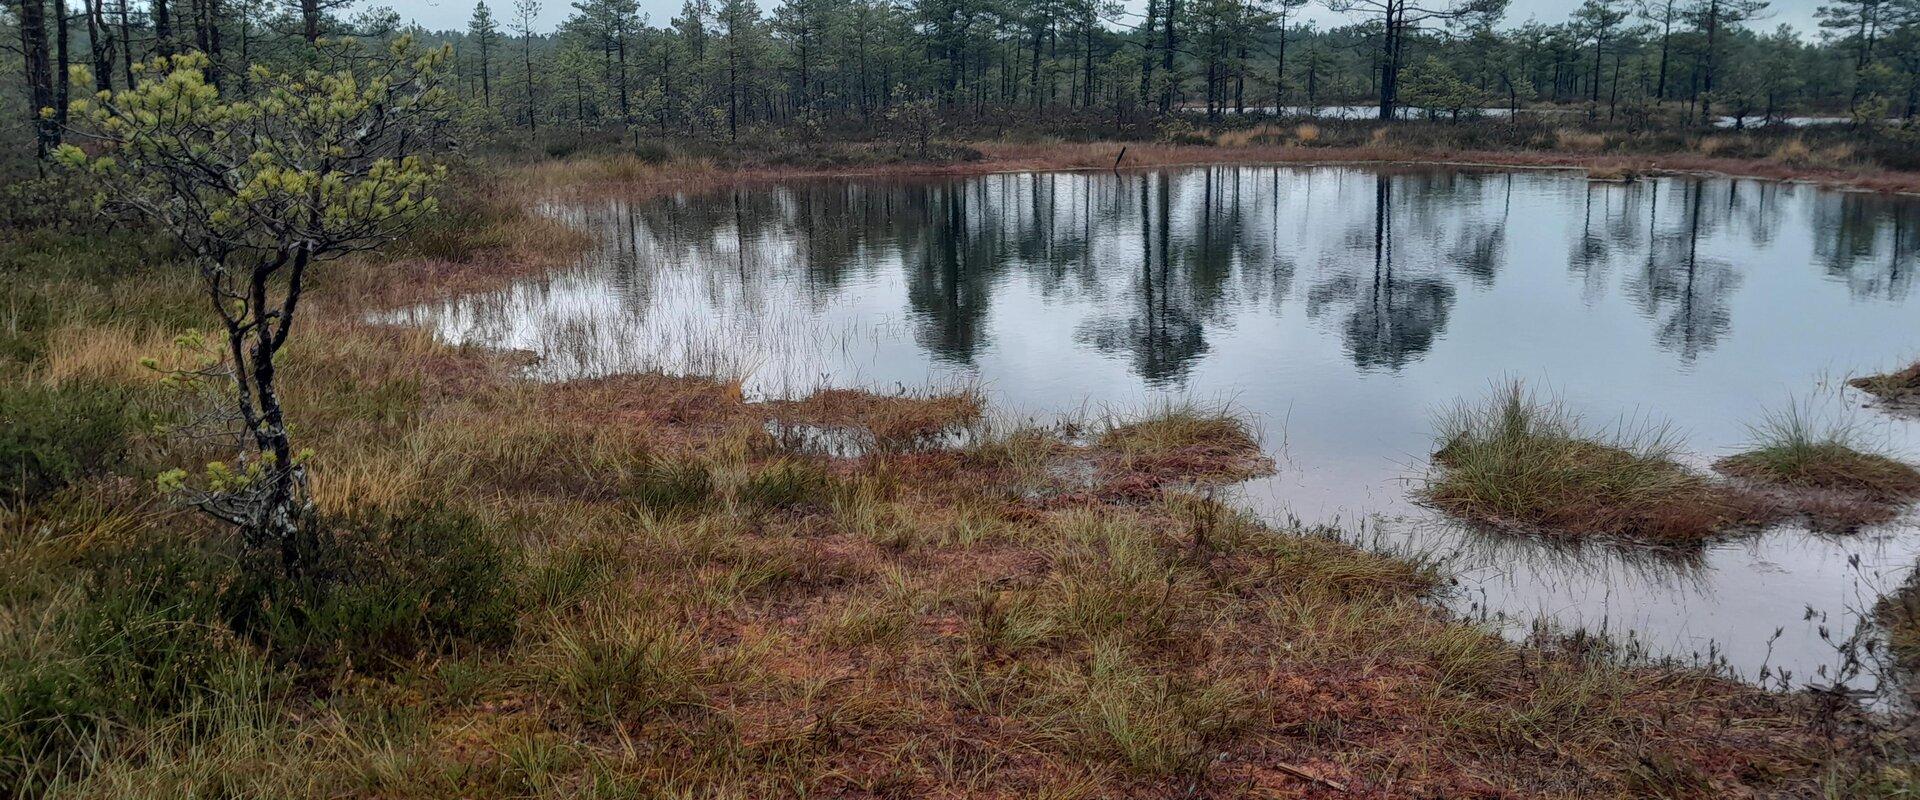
[391,0,1824,42]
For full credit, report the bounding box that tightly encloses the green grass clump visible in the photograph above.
[537,607,719,726]
[1091,400,1272,486]
[623,457,715,514]
[1,525,266,790]
[0,502,518,791]
[1424,382,1752,543]
[736,458,834,511]
[1034,639,1260,779]
[1715,406,1920,501]
[1095,400,1257,457]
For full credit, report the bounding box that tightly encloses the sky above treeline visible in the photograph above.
[389,0,1824,43]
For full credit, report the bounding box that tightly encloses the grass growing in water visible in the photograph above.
[1717,407,1920,497]
[1850,359,1920,410]
[1093,400,1273,489]
[1424,382,1757,543]
[1716,404,1920,530]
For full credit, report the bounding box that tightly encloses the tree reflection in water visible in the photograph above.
[464,166,1920,389]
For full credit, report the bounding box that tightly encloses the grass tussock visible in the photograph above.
[1092,400,1274,494]
[1715,405,1920,531]
[1851,360,1920,413]
[1424,382,1763,543]
[1211,123,1298,148]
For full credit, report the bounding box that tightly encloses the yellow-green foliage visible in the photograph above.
[56,44,449,249]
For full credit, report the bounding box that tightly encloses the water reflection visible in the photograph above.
[403,165,1920,694]
[517,167,1920,383]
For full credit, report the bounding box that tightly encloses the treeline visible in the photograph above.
[5,0,1920,153]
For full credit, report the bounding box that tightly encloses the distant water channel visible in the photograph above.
[401,165,1920,698]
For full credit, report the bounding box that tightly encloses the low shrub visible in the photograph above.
[247,503,520,671]
[0,381,139,503]
[0,529,262,791]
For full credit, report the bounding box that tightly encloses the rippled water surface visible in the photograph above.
[403,165,1920,694]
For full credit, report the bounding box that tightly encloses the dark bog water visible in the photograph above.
[404,165,1920,694]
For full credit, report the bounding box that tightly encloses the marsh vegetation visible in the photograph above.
[10,0,1920,793]
[1423,383,1765,543]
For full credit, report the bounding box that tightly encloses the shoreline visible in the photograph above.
[517,141,1920,200]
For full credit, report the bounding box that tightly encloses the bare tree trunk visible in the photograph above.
[1028,24,1043,108]
[1655,0,1672,100]
[85,0,114,90]
[726,34,738,139]
[54,0,70,126]
[1590,31,1603,107]
[153,0,174,55]
[857,21,870,116]
[1160,0,1177,112]
[1273,15,1288,109]
[194,0,220,85]
[1698,0,1719,124]
[17,0,57,159]
[1377,3,1400,120]
[116,0,132,85]
[1083,20,1094,109]
[1234,40,1246,113]
[615,24,630,123]
[478,30,493,105]
[216,249,315,573]
[524,30,538,132]
[1139,0,1157,112]
[301,0,319,43]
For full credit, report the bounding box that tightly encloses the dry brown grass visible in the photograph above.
[1695,134,1733,156]
[1770,137,1815,165]
[1852,361,1920,406]
[765,386,985,452]
[1211,123,1294,148]
[1554,129,1611,153]
[34,322,197,386]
